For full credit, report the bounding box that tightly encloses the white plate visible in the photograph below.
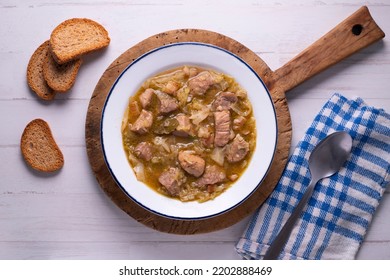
[101,42,277,220]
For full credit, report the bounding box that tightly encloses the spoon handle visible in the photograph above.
[263,178,318,260]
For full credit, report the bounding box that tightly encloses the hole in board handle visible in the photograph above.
[352,24,363,36]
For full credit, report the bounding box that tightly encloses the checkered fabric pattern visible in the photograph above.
[235,93,390,260]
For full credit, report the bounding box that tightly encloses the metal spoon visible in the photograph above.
[263,131,353,260]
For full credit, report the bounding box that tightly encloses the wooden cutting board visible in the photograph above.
[85,6,384,234]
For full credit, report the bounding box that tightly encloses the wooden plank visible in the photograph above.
[0,241,132,260]
[1,192,388,242]
[0,5,388,99]
[1,240,389,260]
[0,191,251,242]
[356,241,390,259]
[0,100,89,146]
[0,241,241,260]
[0,147,99,195]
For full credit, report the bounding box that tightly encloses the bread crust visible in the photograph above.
[50,18,110,64]
[43,52,82,93]
[26,41,56,100]
[21,119,64,172]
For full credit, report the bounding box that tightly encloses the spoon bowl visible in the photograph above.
[309,131,353,180]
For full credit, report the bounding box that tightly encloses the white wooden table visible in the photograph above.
[1,0,389,260]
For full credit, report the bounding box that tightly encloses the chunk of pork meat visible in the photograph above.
[187,71,215,95]
[214,110,231,147]
[139,88,154,108]
[178,151,205,177]
[129,101,141,116]
[156,91,179,114]
[130,109,153,134]
[196,165,226,187]
[158,167,185,196]
[225,134,249,163]
[173,114,194,137]
[134,142,153,161]
[212,91,238,111]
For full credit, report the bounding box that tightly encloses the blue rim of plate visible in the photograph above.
[101,42,278,220]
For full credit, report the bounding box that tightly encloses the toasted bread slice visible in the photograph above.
[27,41,56,100]
[21,119,64,172]
[43,52,82,93]
[50,18,110,64]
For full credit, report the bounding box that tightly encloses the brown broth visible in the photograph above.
[122,66,256,202]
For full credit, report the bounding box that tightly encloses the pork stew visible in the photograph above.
[122,66,256,202]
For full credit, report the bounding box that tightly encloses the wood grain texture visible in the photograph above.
[85,29,292,234]
[86,6,385,235]
[273,6,385,93]
[1,0,389,260]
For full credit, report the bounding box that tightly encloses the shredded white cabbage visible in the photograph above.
[133,163,145,182]
[121,107,129,133]
[189,107,210,125]
[153,136,171,152]
[211,147,225,166]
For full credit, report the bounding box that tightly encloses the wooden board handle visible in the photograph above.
[273,6,385,93]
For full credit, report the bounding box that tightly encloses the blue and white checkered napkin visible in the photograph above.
[236,93,390,260]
